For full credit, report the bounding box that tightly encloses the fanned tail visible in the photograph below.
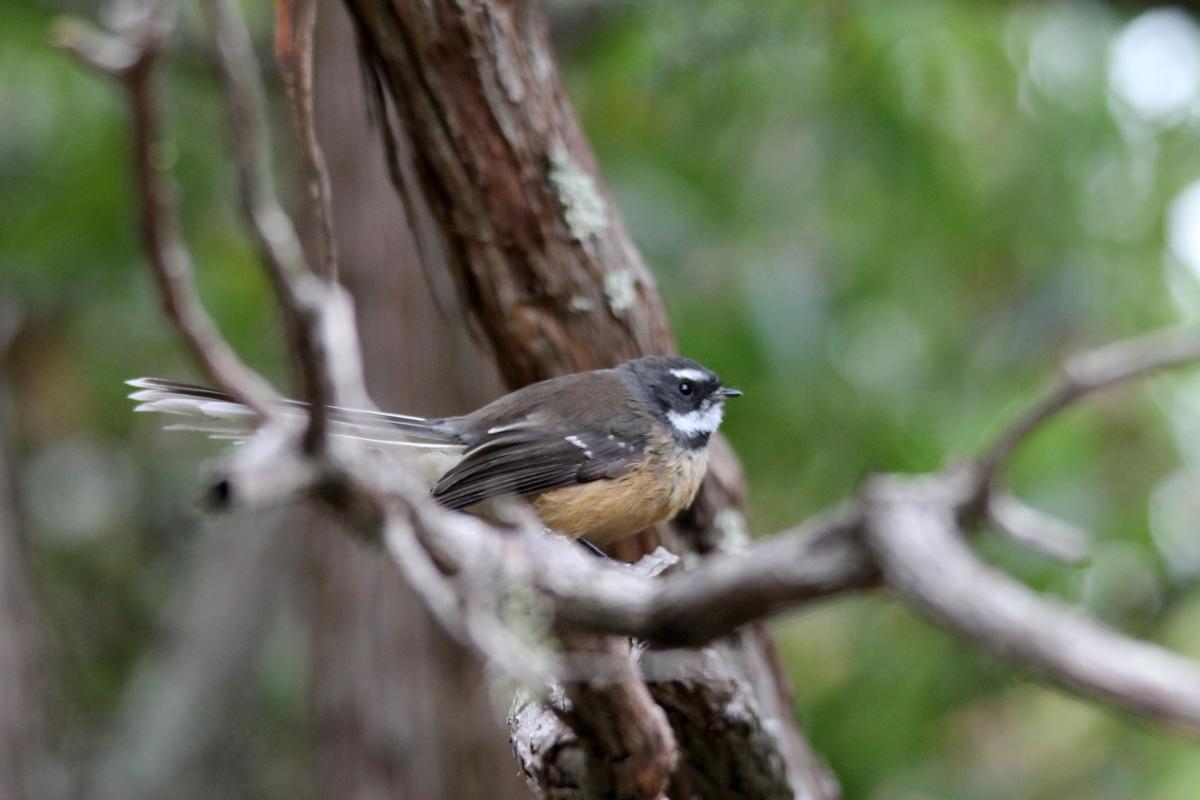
[126,377,464,449]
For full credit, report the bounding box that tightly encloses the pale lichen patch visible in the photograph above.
[603,268,638,317]
[532,41,553,84]
[489,10,525,103]
[567,295,595,313]
[548,142,609,241]
[714,507,750,552]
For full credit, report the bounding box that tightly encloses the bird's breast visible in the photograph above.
[530,442,709,546]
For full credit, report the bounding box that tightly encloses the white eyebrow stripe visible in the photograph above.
[669,368,708,382]
[667,404,724,437]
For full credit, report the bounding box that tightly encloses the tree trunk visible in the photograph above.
[338,2,837,797]
[305,5,526,798]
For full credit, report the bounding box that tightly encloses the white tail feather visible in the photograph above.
[127,377,465,453]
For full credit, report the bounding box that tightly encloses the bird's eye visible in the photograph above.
[678,380,693,396]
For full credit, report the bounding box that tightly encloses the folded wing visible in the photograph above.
[432,427,641,510]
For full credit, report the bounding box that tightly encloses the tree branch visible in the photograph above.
[641,645,799,800]
[198,0,343,452]
[555,633,678,800]
[378,440,1200,736]
[325,323,1200,736]
[541,509,876,647]
[56,7,279,419]
[274,0,339,282]
[975,326,1200,492]
[986,492,1091,565]
[864,473,1200,732]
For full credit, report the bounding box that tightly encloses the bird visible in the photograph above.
[127,355,741,548]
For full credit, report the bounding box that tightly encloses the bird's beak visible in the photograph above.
[717,387,743,399]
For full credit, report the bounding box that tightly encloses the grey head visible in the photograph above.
[617,356,742,449]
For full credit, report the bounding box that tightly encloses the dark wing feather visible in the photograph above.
[431,429,640,510]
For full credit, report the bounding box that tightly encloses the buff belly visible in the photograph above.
[531,447,709,546]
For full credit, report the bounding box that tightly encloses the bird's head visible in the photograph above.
[620,356,742,448]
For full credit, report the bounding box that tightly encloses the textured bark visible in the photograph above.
[345,0,672,386]
[643,645,794,800]
[511,643,805,800]
[305,6,526,799]
[339,2,835,797]
[555,634,676,800]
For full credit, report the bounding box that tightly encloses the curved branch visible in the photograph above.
[543,510,876,647]
[344,399,1200,736]
[975,326,1200,491]
[864,474,1200,733]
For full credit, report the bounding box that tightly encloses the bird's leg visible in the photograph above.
[577,537,611,560]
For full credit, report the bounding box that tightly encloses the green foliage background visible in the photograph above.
[4,0,1200,797]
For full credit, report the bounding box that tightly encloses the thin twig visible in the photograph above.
[56,7,278,418]
[198,0,334,452]
[275,0,339,282]
[975,326,1200,492]
[987,492,1091,565]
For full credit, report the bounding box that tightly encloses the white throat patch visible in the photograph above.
[667,402,724,437]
